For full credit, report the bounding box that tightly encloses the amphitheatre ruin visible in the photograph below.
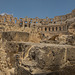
[0,9,75,75]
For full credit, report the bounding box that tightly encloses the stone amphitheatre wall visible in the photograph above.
[0,9,75,75]
[0,9,75,34]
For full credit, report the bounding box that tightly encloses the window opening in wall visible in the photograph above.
[45,27,47,31]
[34,22,36,23]
[20,19,22,22]
[25,21,27,23]
[25,24,27,27]
[59,27,61,31]
[15,19,17,24]
[10,18,11,22]
[54,21,56,24]
[49,27,50,31]
[67,25,69,30]
[19,22,23,27]
[40,21,42,23]
[52,27,54,31]
[4,18,6,22]
[56,27,57,31]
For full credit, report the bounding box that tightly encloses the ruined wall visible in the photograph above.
[1,42,75,75]
[2,32,29,42]
[0,9,75,35]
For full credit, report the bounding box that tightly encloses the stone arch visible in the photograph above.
[25,24,27,27]
[52,27,54,31]
[29,23,30,27]
[10,18,12,22]
[59,27,61,31]
[45,27,47,31]
[56,27,57,31]
[15,19,17,24]
[49,27,50,31]
[4,17,6,22]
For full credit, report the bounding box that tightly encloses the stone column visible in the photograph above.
[43,27,45,31]
[50,27,52,32]
[39,28,41,31]
[41,27,43,31]
[54,27,56,31]
[57,26,59,31]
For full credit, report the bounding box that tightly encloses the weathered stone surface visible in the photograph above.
[55,35,75,45]
[0,9,75,75]
[1,42,75,75]
[68,22,75,34]
[2,31,29,42]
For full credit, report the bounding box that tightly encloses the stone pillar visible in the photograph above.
[6,15,11,23]
[41,27,43,31]
[50,27,52,31]
[43,27,45,31]
[49,27,50,31]
[57,26,59,31]
[54,27,56,31]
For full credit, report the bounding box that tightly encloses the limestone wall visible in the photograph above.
[2,32,29,42]
[2,42,75,75]
[0,9,75,34]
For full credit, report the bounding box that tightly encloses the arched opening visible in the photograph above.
[20,18,22,22]
[59,27,61,31]
[45,27,47,31]
[54,21,56,24]
[52,27,54,31]
[19,22,23,27]
[15,19,17,24]
[4,18,6,22]
[56,27,57,31]
[25,21,27,23]
[40,21,42,23]
[10,18,12,22]
[25,24,27,27]
[49,27,50,31]
[29,23,30,27]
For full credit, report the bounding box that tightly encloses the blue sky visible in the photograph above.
[0,0,75,19]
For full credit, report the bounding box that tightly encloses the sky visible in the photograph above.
[0,0,75,19]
